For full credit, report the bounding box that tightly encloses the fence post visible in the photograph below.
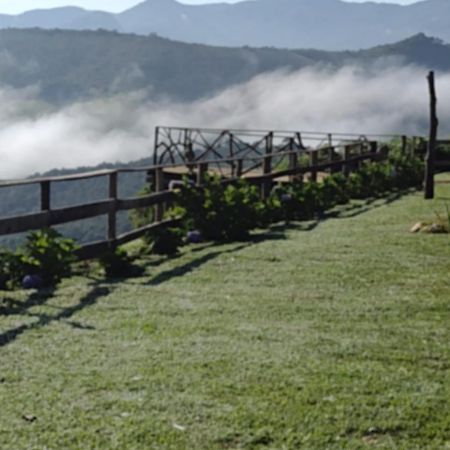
[108,172,118,242]
[401,135,408,155]
[155,167,165,222]
[342,145,351,177]
[229,133,235,177]
[370,141,378,161]
[236,159,243,178]
[40,181,50,211]
[288,139,298,183]
[309,150,318,182]
[425,71,438,200]
[153,126,160,166]
[197,163,208,186]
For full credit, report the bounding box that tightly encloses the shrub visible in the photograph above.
[129,184,154,231]
[148,227,183,256]
[389,151,424,189]
[18,229,77,287]
[0,249,22,290]
[177,175,263,241]
[321,173,350,208]
[99,247,139,278]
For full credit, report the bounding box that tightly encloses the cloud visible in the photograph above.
[0,65,448,179]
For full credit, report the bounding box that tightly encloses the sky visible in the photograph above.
[0,0,420,15]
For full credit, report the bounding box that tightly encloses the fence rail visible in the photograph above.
[0,128,424,259]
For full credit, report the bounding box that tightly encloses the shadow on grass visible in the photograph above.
[142,191,415,287]
[0,285,111,348]
[300,189,416,232]
[146,231,287,286]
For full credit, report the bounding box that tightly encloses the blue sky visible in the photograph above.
[0,0,419,15]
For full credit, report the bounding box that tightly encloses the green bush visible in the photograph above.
[99,247,139,278]
[147,227,183,256]
[129,184,154,231]
[389,151,424,189]
[0,229,78,289]
[0,249,23,290]
[19,228,78,286]
[177,175,263,241]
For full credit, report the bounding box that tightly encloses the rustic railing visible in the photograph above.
[0,129,423,260]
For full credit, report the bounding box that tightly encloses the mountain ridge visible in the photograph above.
[0,0,449,50]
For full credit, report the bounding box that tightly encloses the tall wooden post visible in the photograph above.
[108,172,118,242]
[425,71,438,199]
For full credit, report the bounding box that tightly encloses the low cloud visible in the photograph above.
[0,65,449,179]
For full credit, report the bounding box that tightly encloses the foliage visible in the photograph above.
[0,229,78,289]
[147,227,184,256]
[388,150,424,189]
[98,246,140,278]
[176,175,264,241]
[128,184,154,233]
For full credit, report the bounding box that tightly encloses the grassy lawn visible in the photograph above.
[1,181,449,449]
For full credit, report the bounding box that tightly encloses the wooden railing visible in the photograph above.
[0,136,416,260]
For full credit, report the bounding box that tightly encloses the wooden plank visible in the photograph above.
[117,191,176,211]
[0,200,113,236]
[75,240,112,261]
[115,218,183,247]
[75,218,183,260]
[245,151,382,184]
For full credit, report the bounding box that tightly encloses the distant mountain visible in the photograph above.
[0,0,450,50]
[0,28,448,104]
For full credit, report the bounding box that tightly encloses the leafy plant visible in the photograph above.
[129,184,154,231]
[14,229,78,287]
[0,249,22,290]
[177,175,263,241]
[147,227,183,256]
[99,247,140,278]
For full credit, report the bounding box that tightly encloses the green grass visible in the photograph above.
[1,181,449,450]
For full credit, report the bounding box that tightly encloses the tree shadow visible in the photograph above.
[0,285,111,348]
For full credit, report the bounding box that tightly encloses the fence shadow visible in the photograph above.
[299,189,416,232]
[0,284,110,348]
[145,231,287,287]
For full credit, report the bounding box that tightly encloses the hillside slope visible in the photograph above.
[1,184,449,448]
[0,29,448,104]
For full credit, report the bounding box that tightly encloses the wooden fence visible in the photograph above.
[0,131,421,260]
